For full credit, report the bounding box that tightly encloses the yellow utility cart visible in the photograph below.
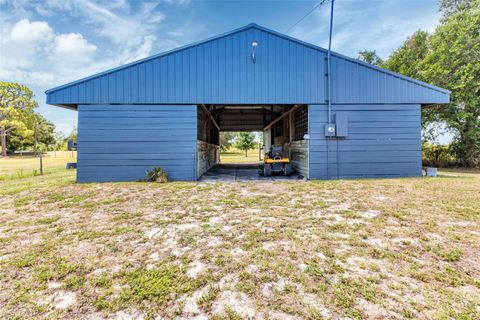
[259,145,294,176]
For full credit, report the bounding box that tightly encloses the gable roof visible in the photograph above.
[46,23,450,107]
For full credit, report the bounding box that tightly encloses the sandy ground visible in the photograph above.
[0,170,479,319]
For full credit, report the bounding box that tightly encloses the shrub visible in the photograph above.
[422,143,457,168]
[145,167,169,183]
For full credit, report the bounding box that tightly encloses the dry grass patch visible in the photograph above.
[0,170,479,319]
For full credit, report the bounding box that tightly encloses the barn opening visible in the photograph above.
[196,104,308,180]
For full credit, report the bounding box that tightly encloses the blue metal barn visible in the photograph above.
[46,23,450,182]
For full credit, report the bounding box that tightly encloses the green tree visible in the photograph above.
[30,113,56,152]
[380,1,480,166]
[439,0,474,18]
[422,1,480,166]
[0,82,56,156]
[379,31,437,139]
[357,50,384,65]
[219,131,236,151]
[0,82,37,156]
[234,132,256,157]
[380,31,429,81]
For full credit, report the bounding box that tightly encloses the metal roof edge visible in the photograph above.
[45,22,450,97]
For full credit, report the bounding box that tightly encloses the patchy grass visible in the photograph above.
[0,151,76,180]
[0,169,479,319]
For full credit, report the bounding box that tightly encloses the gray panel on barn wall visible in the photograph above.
[308,104,422,179]
[46,24,449,106]
[335,113,348,137]
[77,104,197,182]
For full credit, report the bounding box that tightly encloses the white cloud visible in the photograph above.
[0,19,54,81]
[117,35,156,64]
[9,18,53,44]
[0,68,55,86]
[0,19,100,86]
[37,0,165,48]
[2,0,167,50]
[51,33,97,65]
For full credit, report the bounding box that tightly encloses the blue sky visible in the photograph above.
[0,0,442,136]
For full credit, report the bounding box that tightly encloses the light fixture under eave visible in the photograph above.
[251,40,258,63]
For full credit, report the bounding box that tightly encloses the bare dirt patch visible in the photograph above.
[1,172,479,319]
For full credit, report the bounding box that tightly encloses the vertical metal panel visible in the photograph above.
[309,104,422,179]
[335,113,348,137]
[77,104,197,182]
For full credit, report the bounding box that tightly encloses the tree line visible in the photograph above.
[358,0,479,167]
[0,82,76,157]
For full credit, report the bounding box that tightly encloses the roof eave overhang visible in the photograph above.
[51,104,77,110]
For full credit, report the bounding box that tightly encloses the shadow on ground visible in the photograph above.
[199,163,303,182]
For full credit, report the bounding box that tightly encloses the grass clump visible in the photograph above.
[437,248,463,262]
[37,216,60,225]
[196,285,220,311]
[144,167,169,183]
[305,260,325,278]
[63,274,86,290]
[36,258,80,283]
[92,274,113,288]
[120,263,194,306]
[235,271,257,294]
[14,196,31,207]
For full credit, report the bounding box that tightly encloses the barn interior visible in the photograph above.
[197,104,308,180]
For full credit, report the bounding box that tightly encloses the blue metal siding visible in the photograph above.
[308,104,422,179]
[77,105,197,182]
[46,25,448,106]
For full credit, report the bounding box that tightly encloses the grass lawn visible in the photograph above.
[0,151,76,180]
[220,148,262,164]
[0,166,479,319]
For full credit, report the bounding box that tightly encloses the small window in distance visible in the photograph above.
[293,105,308,141]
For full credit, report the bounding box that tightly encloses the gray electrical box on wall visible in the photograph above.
[325,124,336,137]
[335,113,348,137]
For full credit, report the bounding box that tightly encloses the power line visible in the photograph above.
[285,0,329,34]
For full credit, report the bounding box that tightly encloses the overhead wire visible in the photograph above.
[285,0,329,34]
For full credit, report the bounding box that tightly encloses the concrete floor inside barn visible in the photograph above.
[200,163,303,182]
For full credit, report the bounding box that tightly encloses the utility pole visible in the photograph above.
[39,149,43,175]
[327,0,335,124]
